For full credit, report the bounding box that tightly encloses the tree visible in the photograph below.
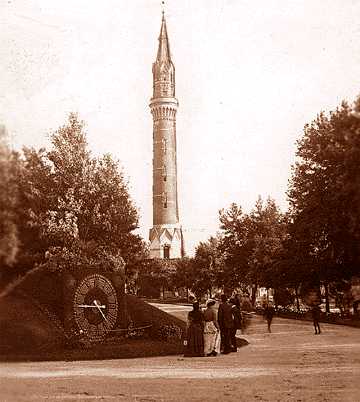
[171,257,195,299]
[272,214,323,310]
[191,236,224,299]
[16,147,58,273]
[0,125,19,270]
[219,197,287,304]
[248,197,288,290]
[14,113,143,276]
[218,203,252,290]
[136,258,177,298]
[287,99,360,292]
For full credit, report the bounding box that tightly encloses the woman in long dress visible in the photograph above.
[230,297,243,351]
[203,299,220,356]
[184,301,204,357]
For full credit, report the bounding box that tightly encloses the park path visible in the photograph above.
[0,305,359,401]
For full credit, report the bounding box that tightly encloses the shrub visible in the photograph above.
[157,324,182,342]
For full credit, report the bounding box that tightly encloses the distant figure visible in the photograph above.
[230,298,243,352]
[218,294,234,354]
[312,305,321,335]
[203,299,220,356]
[353,300,359,317]
[263,303,275,333]
[184,301,205,357]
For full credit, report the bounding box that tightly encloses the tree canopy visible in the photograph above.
[288,101,360,284]
[5,114,143,277]
[219,197,287,301]
[0,126,19,268]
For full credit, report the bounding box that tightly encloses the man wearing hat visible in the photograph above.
[218,294,234,354]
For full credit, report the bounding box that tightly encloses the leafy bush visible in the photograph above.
[157,324,182,342]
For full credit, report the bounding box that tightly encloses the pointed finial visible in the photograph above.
[155,0,172,63]
[161,0,165,18]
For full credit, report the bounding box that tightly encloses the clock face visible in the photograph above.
[73,274,118,341]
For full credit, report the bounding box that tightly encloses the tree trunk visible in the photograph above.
[251,283,258,306]
[295,286,300,311]
[324,283,330,313]
[274,289,278,309]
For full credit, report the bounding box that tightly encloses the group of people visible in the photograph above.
[184,296,323,357]
[184,294,243,357]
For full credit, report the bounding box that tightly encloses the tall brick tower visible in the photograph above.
[149,12,183,259]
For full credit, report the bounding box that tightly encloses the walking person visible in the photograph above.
[184,301,205,357]
[230,298,242,352]
[217,294,234,354]
[312,304,321,334]
[203,299,220,356]
[263,303,275,333]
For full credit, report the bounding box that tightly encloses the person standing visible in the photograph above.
[217,294,234,354]
[263,303,275,333]
[312,304,321,334]
[184,301,205,357]
[230,298,242,352]
[203,299,220,356]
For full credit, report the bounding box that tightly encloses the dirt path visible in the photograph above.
[0,312,359,401]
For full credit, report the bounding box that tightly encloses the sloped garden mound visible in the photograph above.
[0,285,186,361]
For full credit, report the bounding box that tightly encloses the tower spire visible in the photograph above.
[152,7,175,99]
[157,7,171,63]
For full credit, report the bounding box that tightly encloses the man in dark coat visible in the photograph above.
[312,305,321,334]
[217,294,234,354]
[263,303,275,333]
[230,297,242,351]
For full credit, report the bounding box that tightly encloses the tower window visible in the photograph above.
[163,245,170,259]
[162,138,167,153]
[163,165,167,181]
[163,192,167,208]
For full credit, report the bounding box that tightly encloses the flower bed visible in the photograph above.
[261,306,360,328]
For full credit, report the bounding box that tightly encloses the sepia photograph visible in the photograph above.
[0,0,360,401]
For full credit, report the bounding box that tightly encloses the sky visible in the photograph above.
[1,0,360,255]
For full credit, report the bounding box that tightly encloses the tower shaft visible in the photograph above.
[149,14,183,259]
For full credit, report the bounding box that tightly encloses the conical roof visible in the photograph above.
[156,14,172,63]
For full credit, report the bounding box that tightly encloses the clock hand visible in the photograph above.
[76,304,106,309]
[93,300,108,322]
